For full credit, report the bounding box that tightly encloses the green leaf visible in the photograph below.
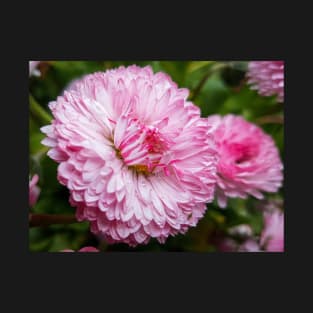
[195,73,231,116]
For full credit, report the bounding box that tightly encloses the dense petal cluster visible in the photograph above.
[260,210,284,252]
[207,114,283,208]
[41,65,218,246]
[246,61,284,102]
[29,174,40,207]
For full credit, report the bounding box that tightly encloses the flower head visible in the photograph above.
[29,174,40,207]
[207,114,283,208]
[41,65,218,246]
[246,61,284,102]
[260,210,284,252]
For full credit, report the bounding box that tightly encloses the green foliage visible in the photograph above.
[29,61,284,252]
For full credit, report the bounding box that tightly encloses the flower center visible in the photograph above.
[114,117,171,174]
[223,142,259,165]
[129,164,150,174]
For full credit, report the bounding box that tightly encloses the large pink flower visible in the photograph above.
[260,210,284,252]
[246,61,284,103]
[207,114,283,208]
[29,174,40,207]
[41,65,218,246]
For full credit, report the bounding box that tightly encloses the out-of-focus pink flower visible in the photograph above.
[246,61,284,103]
[216,236,260,252]
[260,210,284,252]
[29,61,40,77]
[62,246,99,252]
[41,65,218,246]
[237,239,261,252]
[207,114,283,208]
[29,174,40,207]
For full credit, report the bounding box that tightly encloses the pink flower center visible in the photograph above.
[225,141,258,164]
[232,144,257,164]
[218,141,259,178]
[115,117,172,174]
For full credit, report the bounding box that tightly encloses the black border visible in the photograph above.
[4,5,305,309]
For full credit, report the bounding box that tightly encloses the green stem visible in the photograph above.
[29,94,52,125]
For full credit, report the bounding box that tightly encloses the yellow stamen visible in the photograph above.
[130,164,149,174]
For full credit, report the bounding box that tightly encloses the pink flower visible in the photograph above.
[260,210,284,252]
[29,174,40,207]
[237,239,261,252]
[246,61,284,103]
[29,61,40,77]
[62,246,99,252]
[207,114,283,208]
[216,237,260,252]
[41,65,218,246]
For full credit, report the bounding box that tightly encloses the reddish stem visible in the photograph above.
[29,213,78,227]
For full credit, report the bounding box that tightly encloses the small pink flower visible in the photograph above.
[41,65,218,246]
[29,174,40,207]
[29,61,40,77]
[260,210,284,252]
[246,61,284,102]
[62,246,99,252]
[207,114,283,208]
[237,239,260,252]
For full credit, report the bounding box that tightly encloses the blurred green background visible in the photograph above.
[29,61,284,252]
